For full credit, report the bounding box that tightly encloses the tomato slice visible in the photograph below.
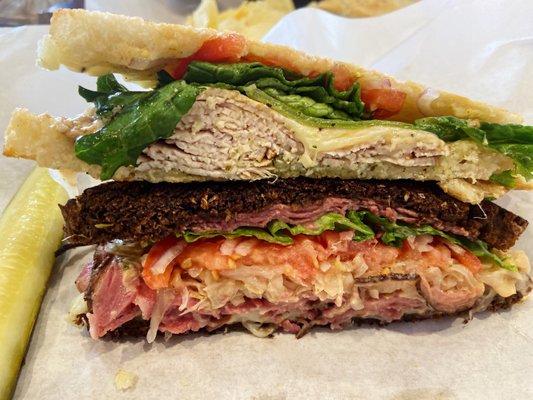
[194,33,245,62]
[360,88,406,119]
[169,33,246,80]
[142,236,182,290]
[176,239,230,271]
[330,65,356,91]
[450,248,483,274]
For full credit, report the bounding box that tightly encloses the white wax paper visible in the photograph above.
[0,1,532,398]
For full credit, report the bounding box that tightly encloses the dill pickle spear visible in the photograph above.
[0,168,68,399]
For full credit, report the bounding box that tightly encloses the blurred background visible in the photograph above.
[0,0,418,38]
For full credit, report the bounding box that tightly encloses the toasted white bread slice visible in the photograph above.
[4,109,100,177]
[38,9,520,124]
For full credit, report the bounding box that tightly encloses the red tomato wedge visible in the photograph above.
[450,247,483,274]
[360,87,406,119]
[194,33,246,62]
[168,33,246,79]
[330,65,357,91]
[176,239,231,271]
[142,236,183,290]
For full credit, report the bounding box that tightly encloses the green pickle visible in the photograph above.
[0,168,68,399]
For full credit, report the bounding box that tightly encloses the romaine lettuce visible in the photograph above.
[414,116,533,179]
[179,212,375,244]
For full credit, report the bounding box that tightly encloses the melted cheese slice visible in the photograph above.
[281,118,447,168]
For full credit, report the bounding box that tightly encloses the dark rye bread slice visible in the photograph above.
[60,178,527,250]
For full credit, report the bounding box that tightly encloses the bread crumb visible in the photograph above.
[114,369,138,391]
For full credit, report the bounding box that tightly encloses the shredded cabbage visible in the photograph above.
[146,289,174,343]
[145,238,529,330]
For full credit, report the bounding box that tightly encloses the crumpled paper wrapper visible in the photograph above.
[0,1,532,399]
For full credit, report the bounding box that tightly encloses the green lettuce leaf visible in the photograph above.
[270,212,375,241]
[96,74,128,93]
[79,75,150,118]
[177,209,512,271]
[183,61,367,122]
[179,212,375,245]
[181,227,293,245]
[489,170,517,188]
[75,79,203,179]
[360,212,516,271]
[414,116,533,179]
[242,84,411,129]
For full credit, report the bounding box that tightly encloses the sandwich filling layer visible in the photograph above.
[136,87,452,180]
[70,62,531,187]
[66,82,515,186]
[74,230,531,342]
[7,61,531,199]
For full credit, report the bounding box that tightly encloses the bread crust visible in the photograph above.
[3,109,100,176]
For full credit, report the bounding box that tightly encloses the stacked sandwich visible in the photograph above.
[4,10,532,341]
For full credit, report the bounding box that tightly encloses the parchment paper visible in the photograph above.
[1,1,532,399]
